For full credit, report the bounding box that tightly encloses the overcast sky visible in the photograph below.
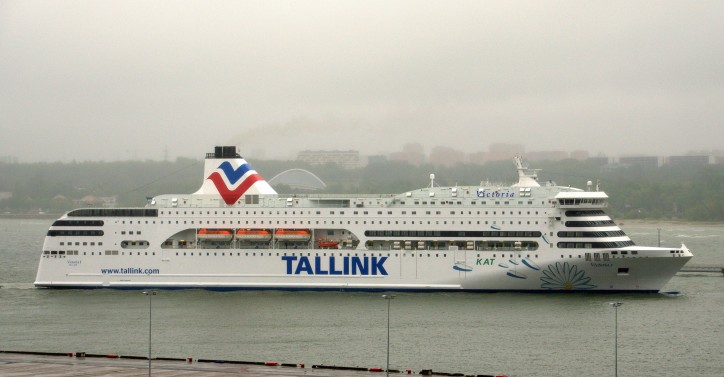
[1,0,722,162]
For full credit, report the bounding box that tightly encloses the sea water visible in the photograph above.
[0,219,722,376]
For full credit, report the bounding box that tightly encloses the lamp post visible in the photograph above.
[657,228,661,247]
[609,302,623,377]
[382,294,395,377]
[143,290,157,377]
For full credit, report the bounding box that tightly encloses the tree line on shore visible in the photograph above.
[0,157,721,221]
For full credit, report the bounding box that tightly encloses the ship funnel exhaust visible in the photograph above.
[194,146,277,204]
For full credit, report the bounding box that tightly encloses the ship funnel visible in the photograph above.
[194,146,277,205]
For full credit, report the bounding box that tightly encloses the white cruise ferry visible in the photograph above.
[35,146,692,292]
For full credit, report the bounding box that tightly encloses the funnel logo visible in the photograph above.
[207,161,264,205]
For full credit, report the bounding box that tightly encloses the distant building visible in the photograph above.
[468,151,491,165]
[587,156,609,167]
[0,156,18,164]
[570,150,590,160]
[619,156,660,169]
[389,143,426,166]
[0,192,12,201]
[429,146,466,167]
[666,155,711,166]
[73,195,117,207]
[489,143,525,154]
[462,143,527,165]
[297,150,360,169]
[526,151,569,162]
[468,152,514,164]
[367,155,388,165]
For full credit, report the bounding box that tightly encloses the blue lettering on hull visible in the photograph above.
[282,256,388,276]
[476,188,515,198]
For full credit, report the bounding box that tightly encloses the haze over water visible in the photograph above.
[2,1,723,162]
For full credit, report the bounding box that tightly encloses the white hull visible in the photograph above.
[35,247,690,292]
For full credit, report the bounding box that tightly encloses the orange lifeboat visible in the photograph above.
[197,229,233,241]
[274,229,311,241]
[316,240,339,249]
[235,229,272,241]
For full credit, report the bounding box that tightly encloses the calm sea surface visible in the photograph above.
[0,219,722,376]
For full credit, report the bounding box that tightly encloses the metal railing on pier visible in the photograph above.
[678,265,724,276]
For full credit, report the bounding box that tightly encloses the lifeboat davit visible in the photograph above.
[275,229,311,241]
[236,229,272,241]
[197,229,233,241]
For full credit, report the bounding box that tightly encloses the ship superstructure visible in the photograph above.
[35,146,692,292]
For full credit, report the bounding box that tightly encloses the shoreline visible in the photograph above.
[0,213,59,220]
[618,219,723,227]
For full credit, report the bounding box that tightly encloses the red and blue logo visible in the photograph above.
[207,161,264,205]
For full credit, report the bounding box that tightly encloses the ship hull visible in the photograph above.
[35,245,691,293]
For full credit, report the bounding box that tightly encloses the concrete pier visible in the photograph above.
[679,265,724,276]
[0,351,498,377]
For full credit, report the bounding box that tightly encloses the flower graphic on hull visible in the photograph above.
[540,262,596,290]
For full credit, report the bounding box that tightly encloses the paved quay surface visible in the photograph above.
[0,352,478,377]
